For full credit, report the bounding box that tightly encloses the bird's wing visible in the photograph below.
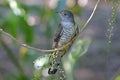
[72,25,79,41]
[52,24,63,48]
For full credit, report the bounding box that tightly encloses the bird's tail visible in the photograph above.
[48,50,65,74]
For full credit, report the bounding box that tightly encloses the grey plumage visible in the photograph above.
[48,10,79,74]
[53,10,76,48]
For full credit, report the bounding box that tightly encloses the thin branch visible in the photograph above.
[79,0,100,34]
[0,29,63,53]
[0,0,100,53]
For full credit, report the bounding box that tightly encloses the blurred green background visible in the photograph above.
[0,0,120,80]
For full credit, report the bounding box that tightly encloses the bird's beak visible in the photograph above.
[59,13,62,16]
[56,11,62,16]
[59,13,63,16]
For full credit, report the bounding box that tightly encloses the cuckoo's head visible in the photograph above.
[57,10,74,22]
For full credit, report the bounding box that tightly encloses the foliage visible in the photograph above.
[33,38,91,80]
[63,38,92,80]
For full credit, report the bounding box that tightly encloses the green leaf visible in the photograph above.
[115,76,120,80]
[69,38,92,66]
[63,38,92,80]
[4,11,19,37]
[19,17,34,44]
[4,73,28,80]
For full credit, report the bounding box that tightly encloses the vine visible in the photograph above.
[108,0,120,47]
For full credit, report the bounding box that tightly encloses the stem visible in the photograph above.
[79,0,101,34]
[0,38,27,79]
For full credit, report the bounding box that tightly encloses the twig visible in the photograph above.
[0,0,100,53]
[79,0,100,34]
[0,29,64,53]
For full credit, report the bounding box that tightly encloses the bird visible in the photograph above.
[48,10,79,74]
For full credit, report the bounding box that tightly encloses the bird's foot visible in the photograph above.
[62,43,68,51]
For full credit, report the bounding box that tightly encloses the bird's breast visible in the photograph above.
[59,22,75,45]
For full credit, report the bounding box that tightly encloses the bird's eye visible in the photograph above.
[63,13,67,16]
